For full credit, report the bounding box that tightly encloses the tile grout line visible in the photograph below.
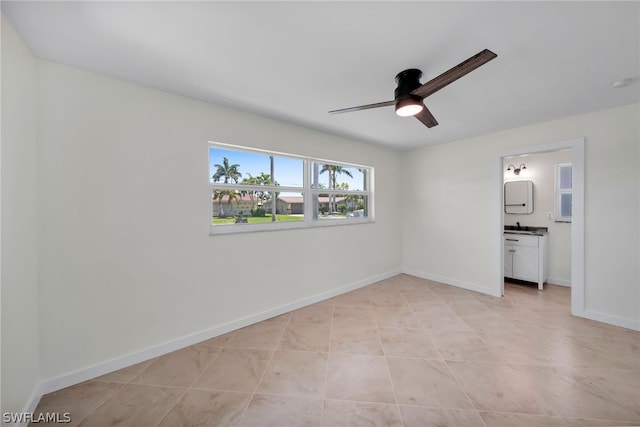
[235,315,291,425]
[58,381,126,426]
[402,285,488,426]
[372,287,405,426]
[152,388,188,427]
[149,336,232,426]
[441,353,490,420]
[476,408,575,424]
[319,302,337,427]
[184,345,226,390]
[415,289,489,422]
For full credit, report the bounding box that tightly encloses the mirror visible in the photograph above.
[504,180,533,214]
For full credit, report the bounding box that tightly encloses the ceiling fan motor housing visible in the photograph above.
[394,69,423,100]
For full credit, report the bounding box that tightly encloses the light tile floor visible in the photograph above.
[32,275,640,426]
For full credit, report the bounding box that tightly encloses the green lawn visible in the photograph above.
[212,214,304,225]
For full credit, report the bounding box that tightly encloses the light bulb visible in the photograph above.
[395,103,423,117]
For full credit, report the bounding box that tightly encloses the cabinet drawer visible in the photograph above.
[504,234,539,247]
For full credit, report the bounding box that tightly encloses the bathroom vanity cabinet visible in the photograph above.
[504,232,548,290]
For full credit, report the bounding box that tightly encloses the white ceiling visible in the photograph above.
[3,1,639,149]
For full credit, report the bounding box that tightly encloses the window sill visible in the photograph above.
[209,217,374,235]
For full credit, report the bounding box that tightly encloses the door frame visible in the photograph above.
[494,137,585,317]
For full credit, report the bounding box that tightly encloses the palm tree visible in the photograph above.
[213,189,240,218]
[257,172,272,185]
[213,190,225,217]
[320,165,353,214]
[212,157,242,183]
[241,174,260,211]
[255,172,272,206]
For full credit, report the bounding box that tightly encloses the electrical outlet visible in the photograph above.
[547,212,553,220]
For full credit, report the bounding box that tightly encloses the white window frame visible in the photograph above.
[209,142,374,235]
[555,162,572,222]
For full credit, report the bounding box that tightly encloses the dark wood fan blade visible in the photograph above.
[414,105,438,128]
[411,49,497,99]
[328,100,395,114]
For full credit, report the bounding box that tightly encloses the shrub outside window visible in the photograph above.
[209,143,373,234]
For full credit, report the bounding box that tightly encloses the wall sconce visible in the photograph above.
[506,163,527,175]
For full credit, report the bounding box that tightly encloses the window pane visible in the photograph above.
[210,148,267,184]
[212,190,304,225]
[560,193,572,218]
[315,194,368,219]
[559,165,572,190]
[274,156,304,187]
[311,162,367,191]
[210,147,303,188]
[264,192,305,222]
[212,189,245,220]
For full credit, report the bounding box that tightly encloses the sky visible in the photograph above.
[209,147,366,191]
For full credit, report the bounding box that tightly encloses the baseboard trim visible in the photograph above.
[36,269,400,399]
[16,383,46,427]
[547,277,571,287]
[579,308,640,332]
[401,267,502,298]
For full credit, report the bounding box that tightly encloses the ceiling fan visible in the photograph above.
[328,49,497,128]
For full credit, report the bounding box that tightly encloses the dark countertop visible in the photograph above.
[504,225,548,236]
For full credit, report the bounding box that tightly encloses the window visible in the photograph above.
[555,163,572,222]
[209,143,373,234]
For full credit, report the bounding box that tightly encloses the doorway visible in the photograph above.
[495,138,585,318]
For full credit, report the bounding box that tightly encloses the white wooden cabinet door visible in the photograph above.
[512,245,539,282]
[504,244,514,277]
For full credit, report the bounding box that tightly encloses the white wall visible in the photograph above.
[34,60,401,383]
[402,103,639,326]
[1,15,41,416]
[504,150,573,285]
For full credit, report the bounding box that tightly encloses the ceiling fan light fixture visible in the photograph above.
[328,49,497,129]
[395,95,424,117]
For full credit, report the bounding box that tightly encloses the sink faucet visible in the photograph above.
[516,222,521,229]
